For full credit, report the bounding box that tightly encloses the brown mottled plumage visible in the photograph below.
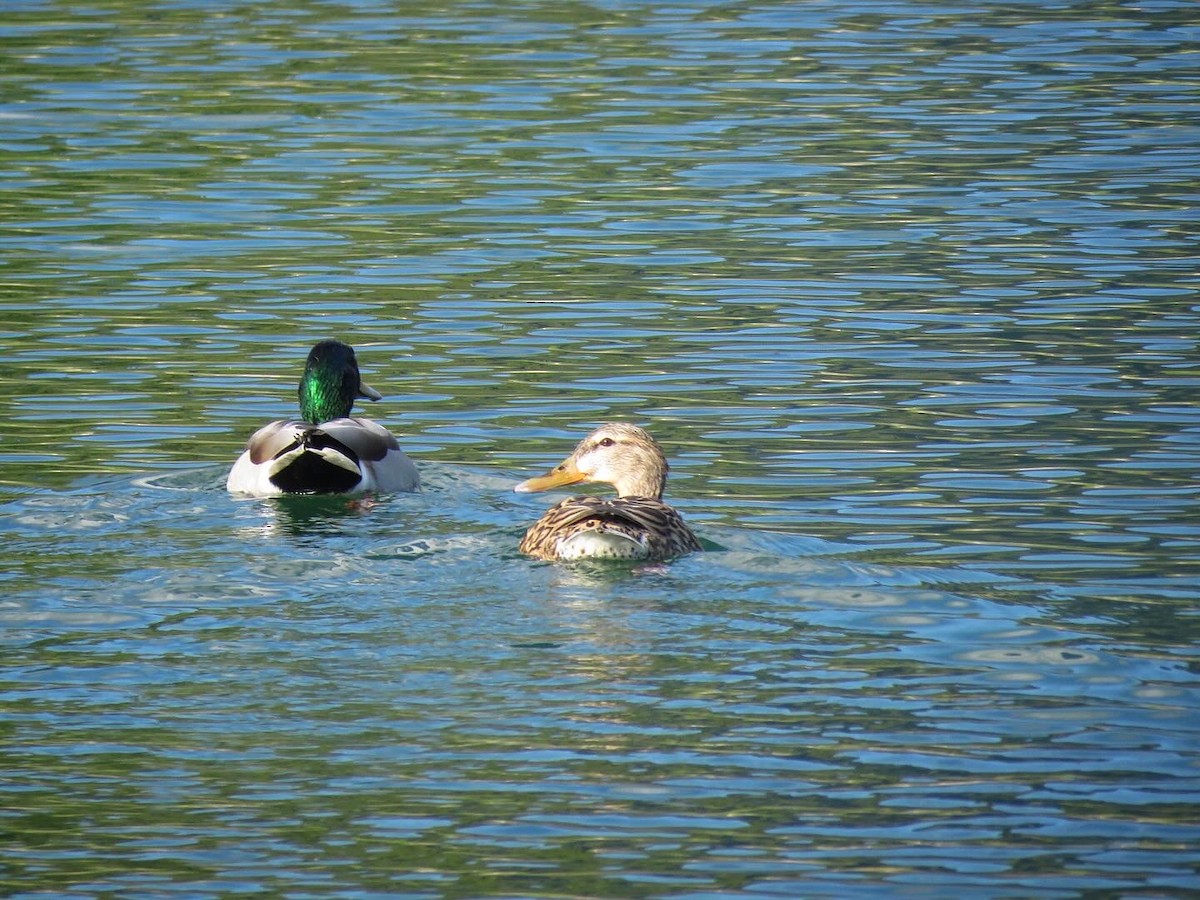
[514,423,701,562]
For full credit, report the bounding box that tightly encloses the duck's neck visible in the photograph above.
[298,371,354,424]
[614,466,666,500]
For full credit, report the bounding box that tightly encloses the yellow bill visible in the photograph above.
[515,459,586,493]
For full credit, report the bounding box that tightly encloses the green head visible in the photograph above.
[297,340,382,424]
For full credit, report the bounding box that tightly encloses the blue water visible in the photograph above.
[1,0,1198,896]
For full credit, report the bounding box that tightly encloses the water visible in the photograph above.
[2,0,1198,895]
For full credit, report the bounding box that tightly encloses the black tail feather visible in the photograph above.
[269,431,362,494]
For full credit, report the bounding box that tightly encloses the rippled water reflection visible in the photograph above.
[2,0,1198,895]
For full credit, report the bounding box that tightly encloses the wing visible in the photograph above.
[230,417,417,495]
[318,417,401,462]
[228,420,313,496]
[520,495,700,561]
[313,417,419,492]
[232,419,365,495]
[244,420,307,465]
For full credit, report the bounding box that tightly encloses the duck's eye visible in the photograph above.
[598,437,615,448]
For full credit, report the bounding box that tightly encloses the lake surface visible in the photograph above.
[2,0,1198,896]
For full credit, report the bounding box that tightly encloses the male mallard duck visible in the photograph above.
[514,422,701,561]
[226,339,419,497]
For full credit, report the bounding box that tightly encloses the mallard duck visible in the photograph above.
[514,422,701,562]
[226,339,419,497]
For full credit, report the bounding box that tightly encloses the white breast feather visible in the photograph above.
[556,530,648,560]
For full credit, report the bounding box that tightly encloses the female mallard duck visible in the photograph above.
[227,340,419,497]
[514,422,701,562]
